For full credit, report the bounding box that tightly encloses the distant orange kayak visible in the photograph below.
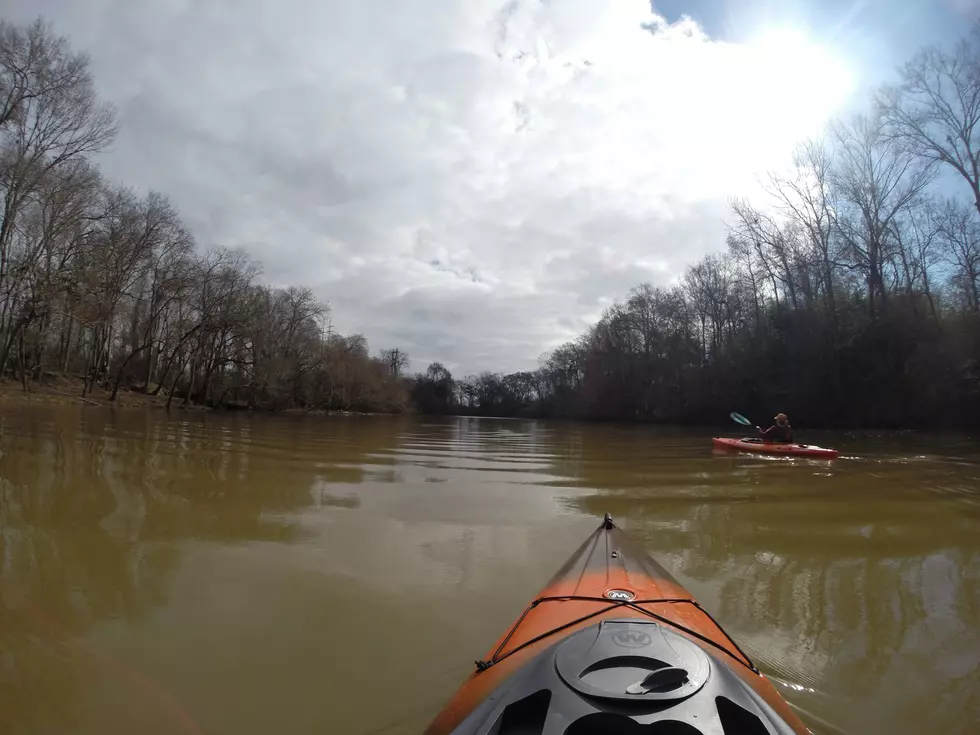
[424,514,811,734]
[713,436,840,459]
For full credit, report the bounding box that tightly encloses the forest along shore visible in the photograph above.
[0,375,390,415]
[1,19,979,428]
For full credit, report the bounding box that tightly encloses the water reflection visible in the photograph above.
[565,429,980,734]
[0,408,400,735]
[0,408,977,735]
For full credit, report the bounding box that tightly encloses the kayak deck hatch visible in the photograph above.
[425,514,810,735]
[475,596,758,677]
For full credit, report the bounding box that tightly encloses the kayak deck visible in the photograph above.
[475,516,754,674]
[713,436,839,459]
[425,514,810,735]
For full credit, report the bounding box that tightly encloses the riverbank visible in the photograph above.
[0,376,402,417]
[1,378,965,433]
[0,375,204,410]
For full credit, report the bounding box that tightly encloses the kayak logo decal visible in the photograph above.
[611,629,652,649]
[604,588,636,602]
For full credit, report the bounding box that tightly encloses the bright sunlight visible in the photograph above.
[700,25,858,184]
[750,26,856,133]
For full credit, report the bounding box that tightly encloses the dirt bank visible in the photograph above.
[0,375,207,411]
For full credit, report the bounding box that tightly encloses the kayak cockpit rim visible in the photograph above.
[473,515,759,677]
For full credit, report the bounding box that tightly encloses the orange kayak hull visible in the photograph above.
[713,436,839,459]
[424,515,811,735]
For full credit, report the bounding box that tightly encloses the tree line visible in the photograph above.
[4,17,979,428]
[0,18,408,412]
[410,26,980,430]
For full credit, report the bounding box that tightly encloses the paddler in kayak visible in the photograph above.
[757,412,792,443]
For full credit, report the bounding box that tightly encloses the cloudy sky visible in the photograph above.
[5,0,976,374]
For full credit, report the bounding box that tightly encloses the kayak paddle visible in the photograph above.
[730,411,753,427]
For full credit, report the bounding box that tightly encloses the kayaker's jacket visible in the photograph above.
[759,423,792,442]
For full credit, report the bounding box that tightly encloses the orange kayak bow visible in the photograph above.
[425,514,811,735]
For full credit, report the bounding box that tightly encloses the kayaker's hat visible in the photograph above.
[775,413,788,424]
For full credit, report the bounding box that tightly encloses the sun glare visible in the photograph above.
[684,25,859,192]
[750,27,856,129]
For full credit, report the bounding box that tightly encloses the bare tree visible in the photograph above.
[935,198,980,313]
[729,199,803,309]
[765,138,842,324]
[0,157,99,379]
[108,192,194,400]
[684,254,742,360]
[188,247,260,405]
[830,113,936,315]
[380,347,409,378]
[247,285,328,408]
[877,26,980,215]
[0,19,115,378]
[889,198,944,320]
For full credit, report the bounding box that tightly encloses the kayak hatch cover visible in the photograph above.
[424,514,811,735]
[713,437,839,460]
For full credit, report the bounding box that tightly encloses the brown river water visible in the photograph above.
[0,405,978,735]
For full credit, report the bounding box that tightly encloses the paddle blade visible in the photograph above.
[730,412,752,426]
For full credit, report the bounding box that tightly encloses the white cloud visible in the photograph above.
[8,0,857,374]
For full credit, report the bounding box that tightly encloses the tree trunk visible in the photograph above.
[152,350,173,396]
[203,358,216,406]
[0,328,15,381]
[968,264,980,315]
[183,356,197,406]
[83,327,101,396]
[823,257,839,338]
[921,268,939,324]
[61,315,75,373]
[110,344,150,401]
[166,355,188,411]
[18,331,28,392]
[143,340,155,391]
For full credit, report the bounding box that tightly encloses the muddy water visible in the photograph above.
[0,406,977,734]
